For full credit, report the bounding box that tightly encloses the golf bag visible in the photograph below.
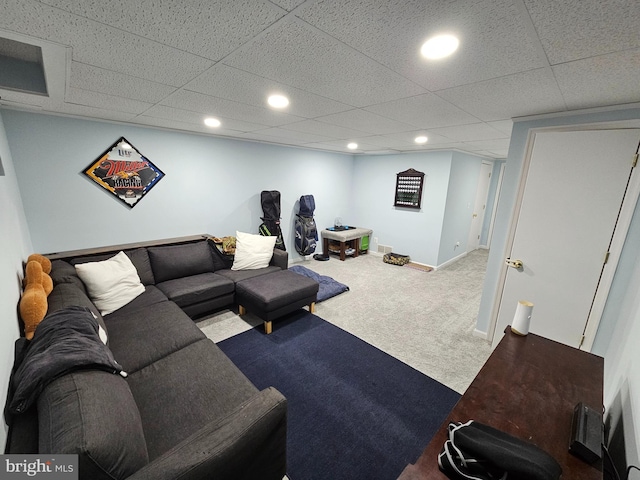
[258,190,286,251]
[295,195,318,256]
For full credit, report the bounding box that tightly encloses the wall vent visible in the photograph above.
[377,244,393,254]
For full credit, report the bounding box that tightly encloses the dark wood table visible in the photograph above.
[398,327,604,480]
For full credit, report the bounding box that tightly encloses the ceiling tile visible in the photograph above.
[313,139,394,153]
[141,105,265,132]
[48,104,136,123]
[269,0,306,12]
[282,119,369,139]
[462,138,511,151]
[297,0,547,91]
[382,130,458,146]
[524,0,640,64]
[486,120,513,136]
[223,17,427,107]
[185,64,353,118]
[398,142,461,152]
[428,123,508,142]
[39,0,286,60]
[136,115,248,138]
[160,90,305,127]
[553,49,640,110]
[437,68,566,121]
[70,62,176,103]
[66,87,153,114]
[0,0,214,86]
[247,127,333,144]
[316,109,417,135]
[364,93,479,129]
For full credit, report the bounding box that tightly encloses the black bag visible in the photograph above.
[294,195,318,256]
[259,190,286,251]
[438,421,562,480]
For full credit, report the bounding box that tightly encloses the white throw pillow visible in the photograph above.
[75,251,145,315]
[231,231,277,271]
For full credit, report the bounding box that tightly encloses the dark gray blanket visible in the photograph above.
[6,306,123,416]
[289,265,349,302]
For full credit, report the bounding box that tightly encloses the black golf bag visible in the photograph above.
[258,190,286,251]
[295,195,318,256]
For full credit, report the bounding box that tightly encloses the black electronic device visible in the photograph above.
[569,402,603,464]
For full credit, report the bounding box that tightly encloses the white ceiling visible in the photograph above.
[0,0,639,158]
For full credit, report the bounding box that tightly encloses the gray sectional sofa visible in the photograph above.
[5,235,289,480]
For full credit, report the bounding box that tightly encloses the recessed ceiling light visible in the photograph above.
[420,34,459,59]
[347,142,358,150]
[414,136,428,144]
[267,94,289,109]
[204,117,221,128]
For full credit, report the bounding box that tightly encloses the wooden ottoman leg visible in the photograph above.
[264,321,273,334]
[309,302,316,314]
[239,305,246,315]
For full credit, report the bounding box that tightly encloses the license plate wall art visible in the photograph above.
[83,137,165,208]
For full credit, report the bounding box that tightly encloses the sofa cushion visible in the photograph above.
[104,301,205,373]
[127,339,258,460]
[148,241,216,283]
[75,251,146,315]
[38,370,149,480]
[156,272,234,308]
[232,232,276,271]
[47,282,108,344]
[49,260,88,294]
[125,247,155,285]
[69,248,156,286]
[105,285,168,318]
[216,265,281,284]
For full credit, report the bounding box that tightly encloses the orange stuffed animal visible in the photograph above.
[26,253,52,295]
[19,260,50,340]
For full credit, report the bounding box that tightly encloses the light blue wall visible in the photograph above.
[438,152,483,265]
[593,193,640,356]
[0,111,33,449]
[351,151,453,266]
[480,160,506,246]
[2,110,353,259]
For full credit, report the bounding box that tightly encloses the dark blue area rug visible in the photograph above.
[218,312,460,480]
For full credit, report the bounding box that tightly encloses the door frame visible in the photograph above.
[467,161,494,253]
[486,162,505,249]
[488,121,640,350]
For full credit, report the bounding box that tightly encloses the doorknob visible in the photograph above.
[505,258,524,269]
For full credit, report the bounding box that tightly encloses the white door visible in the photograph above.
[467,162,493,252]
[492,129,639,348]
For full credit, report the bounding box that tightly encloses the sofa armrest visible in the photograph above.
[270,249,288,270]
[127,387,287,480]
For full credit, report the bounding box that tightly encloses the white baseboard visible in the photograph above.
[473,329,488,340]
[437,251,467,269]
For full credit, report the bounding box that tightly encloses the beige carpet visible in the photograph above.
[198,249,492,394]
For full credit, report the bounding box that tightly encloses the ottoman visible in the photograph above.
[236,270,319,334]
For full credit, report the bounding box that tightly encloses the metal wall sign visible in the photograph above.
[83,137,164,208]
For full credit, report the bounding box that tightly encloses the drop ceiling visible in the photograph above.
[0,0,639,158]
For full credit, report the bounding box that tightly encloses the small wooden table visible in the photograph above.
[321,227,372,261]
[398,327,604,480]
